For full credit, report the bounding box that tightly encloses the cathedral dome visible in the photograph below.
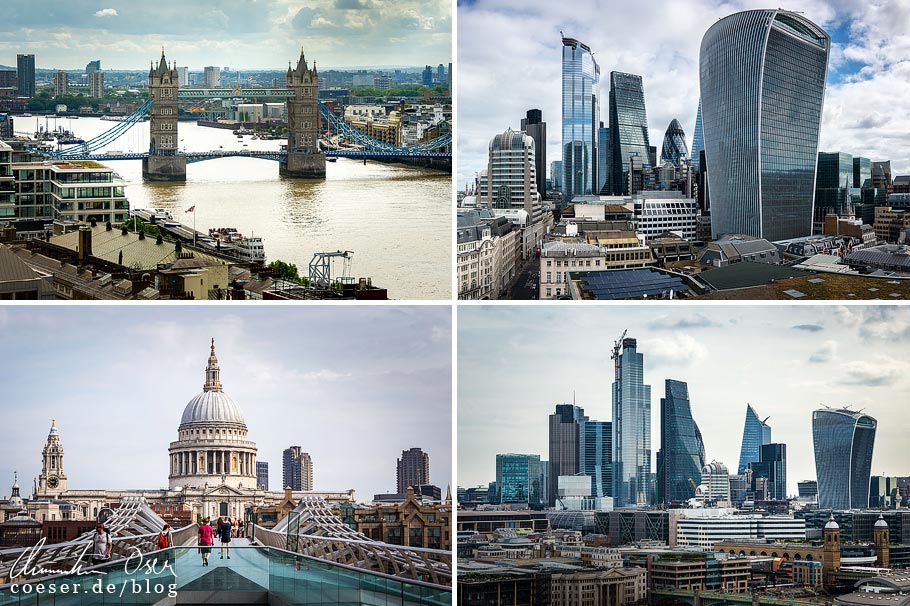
[179,340,246,427]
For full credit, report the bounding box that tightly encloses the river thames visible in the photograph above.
[20,115,451,300]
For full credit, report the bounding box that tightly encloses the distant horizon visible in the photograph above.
[0,62,443,73]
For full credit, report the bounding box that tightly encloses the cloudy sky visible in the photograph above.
[458,305,910,497]
[0,306,451,502]
[0,0,451,70]
[456,0,910,189]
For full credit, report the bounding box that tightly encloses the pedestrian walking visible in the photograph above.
[157,524,173,550]
[219,516,233,559]
[198,517,214,566]
[91,523,113,566]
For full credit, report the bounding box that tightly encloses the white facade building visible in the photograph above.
[699,461,732,507]
[671,509,806,551]
[632,192,699,242]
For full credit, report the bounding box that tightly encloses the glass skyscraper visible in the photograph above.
[660,119,689,166]
[691,99,705,173]
[657,379,705,505]
[612,337,651,506]
[495,453,541,505]
[521,109,547,197]
[580,420,612,499]
[700,9,830,241]
[597,124,610,195]
[738,404,771,473]
[815,152,854,227]
[760,443,787,501]
[813,408,876,509]
[853,157,872,188]
[609,71,651,195]
[561,36,600,200]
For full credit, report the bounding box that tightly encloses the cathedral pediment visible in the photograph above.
[202,484,245,497]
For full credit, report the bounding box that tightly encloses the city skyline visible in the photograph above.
[0,306,452,501]
[0,0,451,70]
[457,0,910,188]
[458,305,910,497]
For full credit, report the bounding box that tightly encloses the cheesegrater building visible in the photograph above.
[699,9,830,241]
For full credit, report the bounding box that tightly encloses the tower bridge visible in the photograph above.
[38,49,452,181]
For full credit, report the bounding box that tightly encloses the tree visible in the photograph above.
[268,260,309,285]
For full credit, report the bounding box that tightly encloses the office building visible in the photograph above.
[812,408,876,509]
[495,454,541,505]
[597,123,610,194]
[561,36,600,200]
[657,380,705,505]
[422,65,433,87]
[16,54,35,98]
[521,109,547,197]
[798,480,818,504]
[281,446,313,491]
[612,337,652,506]
[854,157,872,189]
[873,161,892,194]
[88,71,104,98]
[737,404,770,473]
[815,152,854,232]
[609,71,651,195]
[436,63,445,84]
[176,66,188,87]
[632,192,699,242]
[85,60,100,74]
[549,404,587,507]
[204,66,221,88]
[456,209,519,300]
[675,510,805,551]
[691,100,705,173]
[482,128,540,217]
[760,443,787,501]
[551,160,564,192]
[869,476,900,509]
[700,461,731,506]
[539,461,550,507]
[397,447,430,494]
[256,461,268,490]
[660,119,688,166]
[580,420,612,499]
[700,9,830,241]
[11,160,129,224]
[53,71,68,98]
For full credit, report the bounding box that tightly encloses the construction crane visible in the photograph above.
[611,329,628,374]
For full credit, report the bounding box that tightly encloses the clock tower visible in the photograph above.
[38,419,67,498]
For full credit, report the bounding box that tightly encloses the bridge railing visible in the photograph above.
[251,524,452,588]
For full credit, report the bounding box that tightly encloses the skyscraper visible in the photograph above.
[813,408,876,509]
[422,65,433,87]
[853,157,872,189]
[481,128,541,221]
[612,337,651,506]
[548,404,587,507]
[521,109,547,197]
[580,420,612,499]
[85,60,100,74]
[738,404,770,473]
[88,71,104,99]
[53,71,68,98]
[814,152,854,229]
[16,54,35,98]
[204,65,221,88]
[660,119,689,166]
[256,461,269,490]
[691,100,705,173]
[597,123,610,194]
[760,443,787,501]
[700,9,830,241]
[561,36,600,200]
[282,446,313,490]
[397,447,430,494]
[437,63,445,84]
[657,380,705,505]
[495,453,541,505]
[609,71,651,195]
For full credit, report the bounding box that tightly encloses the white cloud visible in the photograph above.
[840,356,902,386]
[302,369,352,381]
[640,332,706,369]
[94,8,118,17]
[809,340,838,363]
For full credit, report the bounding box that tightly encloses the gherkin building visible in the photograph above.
[660,118,689,165]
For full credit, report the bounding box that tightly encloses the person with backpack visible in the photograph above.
[219,517,233,559]
[91,523,113,566]
[157,524,173,550]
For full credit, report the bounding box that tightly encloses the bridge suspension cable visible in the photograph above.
[49,99,155,158]
[318,102,451,154]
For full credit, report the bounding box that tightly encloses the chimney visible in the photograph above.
[77,226,93,264]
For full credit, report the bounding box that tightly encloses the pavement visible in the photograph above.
[507,257,540,300]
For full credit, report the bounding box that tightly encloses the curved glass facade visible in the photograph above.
[609,72,651,195]
[813,409,876,509]
[700,9,829,241]
[660,119,689,166]
[657,379,705,505]
[562,37,600,200]
[738,404,771,473]
[581,420,612,499]
[691,100,705,173]
[612,338,652,506]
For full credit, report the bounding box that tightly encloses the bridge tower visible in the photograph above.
[280,49,325,179]
[143,49,186,181]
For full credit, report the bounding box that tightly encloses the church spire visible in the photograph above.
[204,338,223,391]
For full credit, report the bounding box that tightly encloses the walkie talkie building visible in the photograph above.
[812,408,876,510]
[700,9,830,241]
